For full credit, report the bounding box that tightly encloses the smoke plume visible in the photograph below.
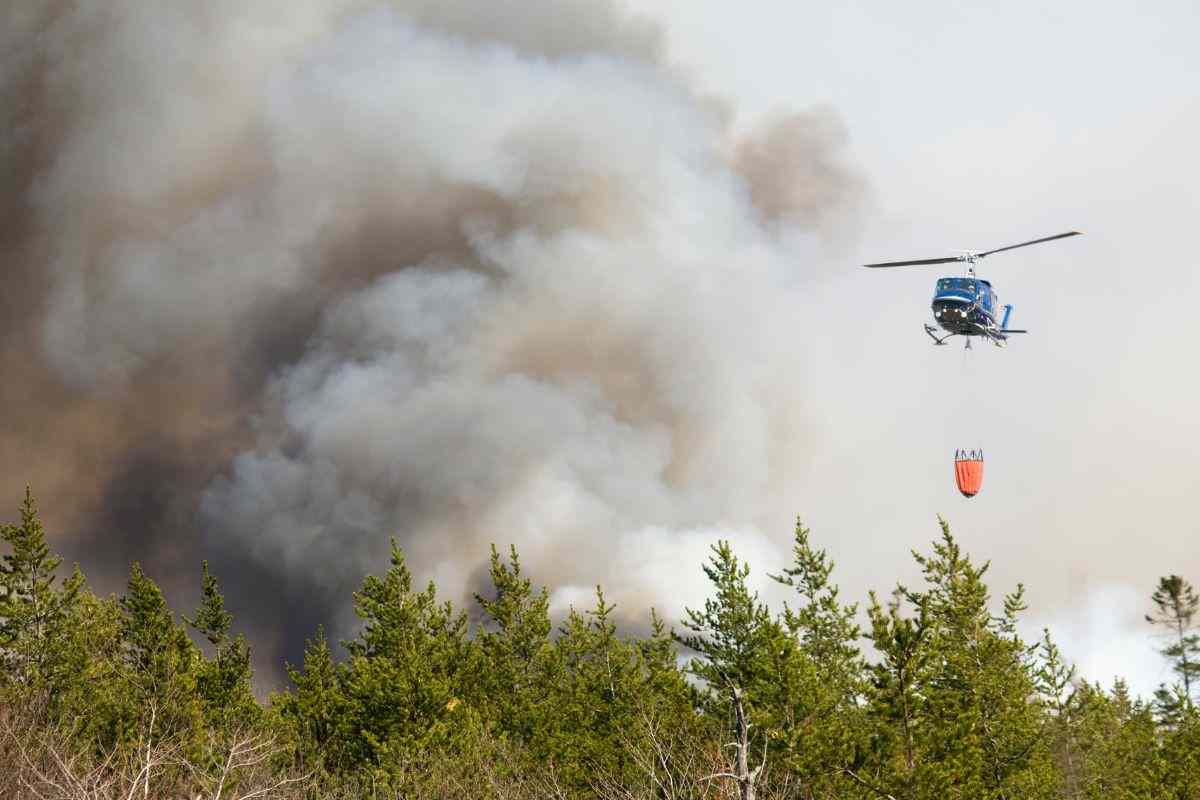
[0,0,863,676]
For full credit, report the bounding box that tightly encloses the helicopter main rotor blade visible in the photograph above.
[976,231,1081,258]
[863,256,964,268]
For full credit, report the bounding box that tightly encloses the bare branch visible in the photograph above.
[841,768,899,800]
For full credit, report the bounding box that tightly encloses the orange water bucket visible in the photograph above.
[954,449,984,498]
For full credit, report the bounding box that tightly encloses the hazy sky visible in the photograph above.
[2,0,1197,696]
[629,0,1200,694]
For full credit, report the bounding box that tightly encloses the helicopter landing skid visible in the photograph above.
[923,324,957,346]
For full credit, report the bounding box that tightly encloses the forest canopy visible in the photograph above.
[1,487,1198,799]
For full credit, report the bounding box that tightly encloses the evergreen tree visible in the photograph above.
[53,588,127,744]
[1145,574,1200,716]
[1036,629,1080,799]
[5,494,1200,798]
[116,562,202,747]
[677,540,784,800]
[471,544,554,747]
[543,589,694,792]
[1066,680,1162,799]
[639,607,692,701]
[186,560,233,648]
[339,540,478,784]
[277,627,350,777]
[861,520,1054,800]
[769,520,867,791]
[677,541,779,697]
[186,561,258,730]
[0,487,82,689]
[1159,703,1200,799]
[863,586,932,796]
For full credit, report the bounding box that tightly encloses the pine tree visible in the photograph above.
[1159,703,1200,799]
[677,540,783,800]
[117,562,202,747]
[277,627,350,778]
[1066,680,1162,799]
[51,588,128,746]
[769,520,866,790]
[542,588,694,792]
[1036,629,1080,799]
[1145,575,1200,716]
[861,520,1054,800]
[0,487,82,689]
[863,586,932,796]
[186,561,258,730]
[472,544,554,747]
[915,521,1052,798]
[186,561,233,649]
[677,541,778,695]
[546,590,635,787]
[639,607,691,701]
[336,539,477,784]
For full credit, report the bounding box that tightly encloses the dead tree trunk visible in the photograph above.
[731,686,763,800]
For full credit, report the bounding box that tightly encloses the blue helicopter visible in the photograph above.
[864,231,1081,348]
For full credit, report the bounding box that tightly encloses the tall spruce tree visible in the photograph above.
[769,520,866,790]
[1036,629,1081,799]
[863,586,932,796]
[0,487,82,689]
[338,539,477,783]
[79,562,204,754]
[472,544,554,747]
[677,540,784,800]
[862,520,1054,800]
[1065,680,1162,799]
[185,561,258,729]
[543,589,693,792]
[277,627,350,778]
[1146,575,1200,716]
[1159,703,1200,799]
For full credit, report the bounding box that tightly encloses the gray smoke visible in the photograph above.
[1,0,863,675]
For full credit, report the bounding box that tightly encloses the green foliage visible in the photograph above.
[1146,574,1200,718]
[863,585,933,793]
[1036,629,1080,798]
[677,540,780,696]
[676,539,794,798]
[343,539,478,783]
[3,489,1199,799]
[1065,680,1162,799]
[0,487,82,691]
[471,543,555,746]
[186,561,259,730]
[186,560,232,648]
[276,627,346,774]
[769,520,867,787]
[542,589,695,792]
[861,519,1055,799]
[115,563,204,745]
[1159,705,1200,798]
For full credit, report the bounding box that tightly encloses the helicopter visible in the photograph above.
[864,231,1081,347]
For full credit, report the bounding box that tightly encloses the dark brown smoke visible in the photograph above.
[0,0,863,682]
[734,107,866,235]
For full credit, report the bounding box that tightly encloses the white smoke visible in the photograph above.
[9,0,863,645]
